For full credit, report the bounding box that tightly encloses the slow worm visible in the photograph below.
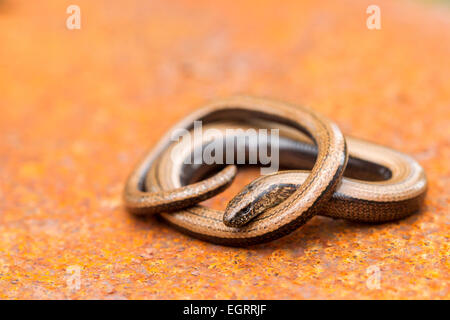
[123,96,427,246]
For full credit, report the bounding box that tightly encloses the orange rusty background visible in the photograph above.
[0,0,448,299]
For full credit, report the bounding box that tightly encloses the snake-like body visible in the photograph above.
[123,96,427,246]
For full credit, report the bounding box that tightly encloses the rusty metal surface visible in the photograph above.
[0,0,448,299]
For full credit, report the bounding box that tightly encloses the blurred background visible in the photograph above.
[0,0,448,299]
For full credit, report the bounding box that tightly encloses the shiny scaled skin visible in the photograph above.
[123,96,427,246]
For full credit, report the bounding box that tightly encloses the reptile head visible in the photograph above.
[223,176,297,228]
[223,187,259,227]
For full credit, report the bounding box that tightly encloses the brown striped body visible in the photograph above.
[123,96,427,246]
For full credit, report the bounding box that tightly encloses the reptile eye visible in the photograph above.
[242,206,252,215]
